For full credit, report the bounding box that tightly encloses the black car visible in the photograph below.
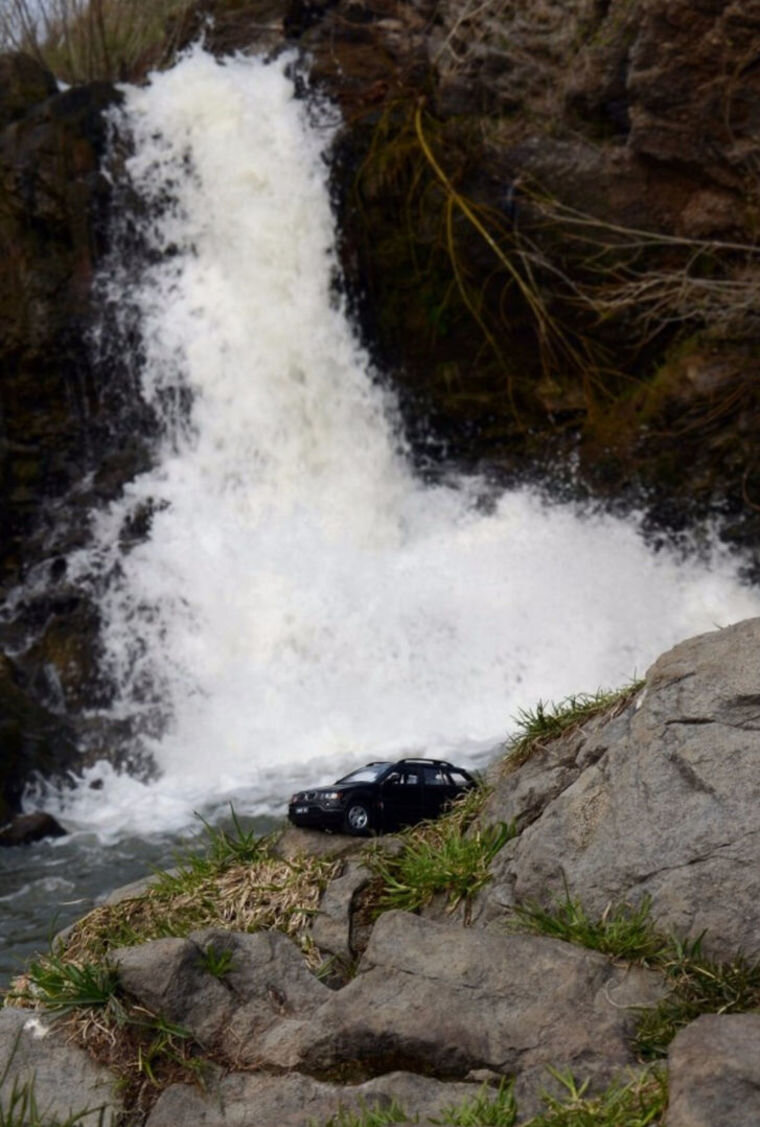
[288,758,477,836]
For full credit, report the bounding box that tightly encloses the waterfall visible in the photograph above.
[53,46,760,838]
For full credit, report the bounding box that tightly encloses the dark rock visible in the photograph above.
[0,810,67,846]
[0,652,80,823]
[0,54,58,131]
[666,1013,760,1127]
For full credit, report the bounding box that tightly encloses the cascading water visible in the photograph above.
[41,45,760,839]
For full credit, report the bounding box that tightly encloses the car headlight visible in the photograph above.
[321,791,343,805]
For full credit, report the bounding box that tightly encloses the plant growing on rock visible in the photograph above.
[509,887,760,1060]
[512,892,667,964]
[366,813,515,917]
[524,1069,666,1126]
[504,684,643,771]
[431,1077,517,1125]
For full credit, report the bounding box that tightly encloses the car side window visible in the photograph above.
[402,771,419,785]
[423,766,447,786]
[449,770,469,785]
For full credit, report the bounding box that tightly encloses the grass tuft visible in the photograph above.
[504,684,643,771]
[509,889,760,1059]
[513,892,668,965]
[365,786,514,918]
[635,936,760,1059]
[524,1069,666,1126]
[20,955,120,1014]
[431,1078,517,1125]
[313,1098,410,1127]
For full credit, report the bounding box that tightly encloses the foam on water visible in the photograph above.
[48,48,760,838]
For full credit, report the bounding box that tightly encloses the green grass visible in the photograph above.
[197,943,234,980]
[524,1070,666,1126]
[513,893,668,964]
[313,1099,410,1127]
[509,889,760,1058]
[22,955,120,1013]
[635,935,760,1059]
[365,801,514,916]
[309,1073,665,1127]
[504,684,643,771]
[431,1078,517,1125]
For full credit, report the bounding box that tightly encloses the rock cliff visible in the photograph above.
[4,618,760,1125]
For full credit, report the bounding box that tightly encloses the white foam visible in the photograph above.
[48,48,760,836]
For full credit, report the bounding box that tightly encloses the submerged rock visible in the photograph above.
[0,810,66,847]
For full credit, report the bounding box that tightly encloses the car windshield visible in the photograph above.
[336,763,393,784]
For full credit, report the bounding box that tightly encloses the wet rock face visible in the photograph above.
[0,653,79,825]
[0,63,126,587]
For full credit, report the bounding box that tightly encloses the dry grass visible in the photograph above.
[0,0,194,83]
[57,852,340,969]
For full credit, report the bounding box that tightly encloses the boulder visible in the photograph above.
[476,618,760,960]
[259,910,665,1113]
[0,1007,121,1125]
[113,928,329,1061]
[145,1069,486,1127]
[666,1013,760,1127]
[0,810,66,846]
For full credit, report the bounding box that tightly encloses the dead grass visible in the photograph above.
[0,0,194,83]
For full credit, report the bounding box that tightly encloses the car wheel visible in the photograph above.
[344,801,372,836]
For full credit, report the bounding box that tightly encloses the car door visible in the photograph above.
[422,765,460,820]
[380,768,425,830]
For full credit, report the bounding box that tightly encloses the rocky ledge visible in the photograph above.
[4,617,760,1125]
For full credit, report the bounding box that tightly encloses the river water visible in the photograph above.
[3,46,760,984]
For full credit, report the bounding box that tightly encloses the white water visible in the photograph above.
[48,48,760,838]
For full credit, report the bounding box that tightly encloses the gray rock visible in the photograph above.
[113,928,329,1061]
[477,619,760,960]
[145,1069,489,1127]
[273,826,366,861]
[310,859,371,962]
[666,1013,760,1127]
[258,910,665,1112]
[0,1007,121,1125]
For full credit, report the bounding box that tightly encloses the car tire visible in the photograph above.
[344,800,372,836]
